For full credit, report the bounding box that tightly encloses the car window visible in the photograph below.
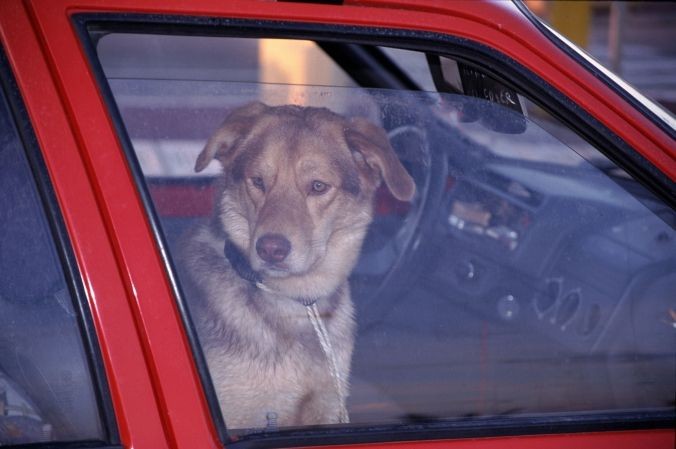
[89,30,675,443]
[0,61,109,445]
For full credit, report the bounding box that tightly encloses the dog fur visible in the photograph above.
[178,102,414,431]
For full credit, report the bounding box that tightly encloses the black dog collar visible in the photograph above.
[224,239,263,285]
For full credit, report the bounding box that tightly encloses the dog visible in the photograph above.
[178,102,415,431]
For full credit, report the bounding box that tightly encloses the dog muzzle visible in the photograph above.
[223,239,317,306]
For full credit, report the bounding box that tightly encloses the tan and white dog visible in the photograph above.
[178,102,414,431]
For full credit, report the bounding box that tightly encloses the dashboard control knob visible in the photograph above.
[454,260,476,282]
[497,295,519,321]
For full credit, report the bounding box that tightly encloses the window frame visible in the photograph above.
[0,46,121,449]
[74,12,675,449]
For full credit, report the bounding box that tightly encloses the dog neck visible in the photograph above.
[223,239,318,306]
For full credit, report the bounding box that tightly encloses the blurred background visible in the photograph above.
[525,1,676,114]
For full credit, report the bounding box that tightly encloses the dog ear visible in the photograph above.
[345,117,416,202]
[195,102,268,172]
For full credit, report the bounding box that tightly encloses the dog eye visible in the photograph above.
[310,180,329,195]
[250,176,265,192]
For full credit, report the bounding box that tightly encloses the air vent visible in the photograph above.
[555,290,581,328]
[578,303,601,336]
[534,278,561,316]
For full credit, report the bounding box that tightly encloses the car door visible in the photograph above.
[1,1,673,448]
[0,35,123,449]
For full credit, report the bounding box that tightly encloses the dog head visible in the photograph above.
[196,102,415,297]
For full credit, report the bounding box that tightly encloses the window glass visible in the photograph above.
[380,47,436,92]
[98,33,358,87]
[93,32,675,440]
[0,74,106,444]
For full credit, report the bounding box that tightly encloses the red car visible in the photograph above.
[0,1,673,448]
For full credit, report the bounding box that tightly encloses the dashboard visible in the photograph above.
[434,162,675,354]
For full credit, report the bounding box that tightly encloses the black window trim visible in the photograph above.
[0,47,121,448]
[72,13,675,449]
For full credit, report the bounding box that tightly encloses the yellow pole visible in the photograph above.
[548,1,592,48]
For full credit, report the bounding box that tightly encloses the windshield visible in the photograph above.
[515,0,676,132]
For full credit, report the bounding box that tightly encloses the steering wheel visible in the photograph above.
[353,109,449,328]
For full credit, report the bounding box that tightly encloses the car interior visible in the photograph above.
[1,27,674,445]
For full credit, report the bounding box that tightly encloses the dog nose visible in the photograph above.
[256,234,291,263]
